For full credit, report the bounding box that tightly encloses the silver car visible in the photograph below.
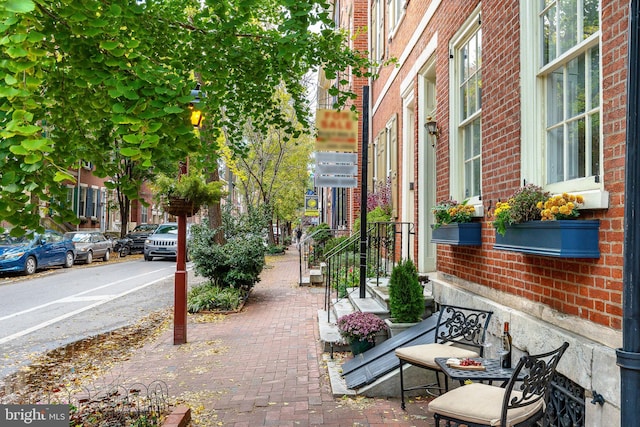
[63,231,114,264]
[143,223,191,261]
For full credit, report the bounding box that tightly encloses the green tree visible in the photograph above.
[233,89,314,244]
[0,0,374,234]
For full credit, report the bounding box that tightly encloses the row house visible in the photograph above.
[59,163,155,234]
[323,0,632,425]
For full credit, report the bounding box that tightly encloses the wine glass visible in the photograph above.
[477,326,492,359]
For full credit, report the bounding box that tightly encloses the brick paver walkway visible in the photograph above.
[96,247,433,426]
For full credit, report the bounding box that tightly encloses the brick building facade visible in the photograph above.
[328,0,628,424]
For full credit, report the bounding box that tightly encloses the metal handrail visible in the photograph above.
[322,221,416,322]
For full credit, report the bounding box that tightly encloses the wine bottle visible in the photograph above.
[501,322,512,368]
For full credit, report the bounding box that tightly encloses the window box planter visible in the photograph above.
[493,220,600,258]
[431,222,482,246]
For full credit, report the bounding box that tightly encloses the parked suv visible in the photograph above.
[125,223,158,253]
[143,223,192,261]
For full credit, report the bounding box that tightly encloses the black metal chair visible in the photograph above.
[429,341,569,427]
[395,304,493,409]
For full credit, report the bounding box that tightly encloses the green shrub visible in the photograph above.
[388,259,424,323]
[353,205,392,231]
[308,222,332,244]
[266,244,286,254]
[187,283,244,312]
[335,266,359,298]
[190,223,266,291]
[324,235,357,256]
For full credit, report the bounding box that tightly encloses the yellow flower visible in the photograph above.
[537,192,583,220]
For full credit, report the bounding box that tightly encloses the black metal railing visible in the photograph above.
[542,372,586,426]
[322,221,415,321]
[298,227,351,285]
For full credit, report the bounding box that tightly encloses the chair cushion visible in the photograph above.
[395,343,480,369]
[428,383,544,426]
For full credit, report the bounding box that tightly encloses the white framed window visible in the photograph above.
[371,0,384,62]
[521,0,606,207]
[449,9,482,203]
[78,185,87,217]
[387,0,405,38]
[140,201,149,223]
[541,1,600,186]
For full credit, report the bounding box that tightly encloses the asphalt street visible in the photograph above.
[0,257,185,380]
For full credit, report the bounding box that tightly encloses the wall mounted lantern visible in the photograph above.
[425,116,439,146]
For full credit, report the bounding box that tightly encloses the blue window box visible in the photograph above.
[431,222,482,246]
[493,220,600,258]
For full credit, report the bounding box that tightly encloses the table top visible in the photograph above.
[435,357,523,383]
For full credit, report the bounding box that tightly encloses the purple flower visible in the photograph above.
[337,312,387,343]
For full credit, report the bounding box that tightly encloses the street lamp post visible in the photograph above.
[174,90,203,345]
[174,210,188,344]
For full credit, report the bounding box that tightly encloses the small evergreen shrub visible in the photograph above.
[388,259,424,323]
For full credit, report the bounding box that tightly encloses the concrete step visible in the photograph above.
[299,276,311,286]
[365,277,390,311]
[318,309,350,353]
[309,269,324,285]
[347,287,390,319]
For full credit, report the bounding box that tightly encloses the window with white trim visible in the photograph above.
[387,0,405,35]
[540,0,600,185]
[373,0,384,61]
[451,13,482,201]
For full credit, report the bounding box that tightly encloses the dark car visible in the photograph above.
[143,222,192,261]
[125,224,159,253]
[0,230,76,275]
[63,231,114,264]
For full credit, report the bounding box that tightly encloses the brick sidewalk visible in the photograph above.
[96,248,433,426]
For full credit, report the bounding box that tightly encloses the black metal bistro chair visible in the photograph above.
[429,341,569,427]
[395,304,493,409]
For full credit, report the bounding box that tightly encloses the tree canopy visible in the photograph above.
[0,0,373,234]
[229,88,314,241]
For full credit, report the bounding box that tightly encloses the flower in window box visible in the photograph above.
[538,193,584,221]
[491,184,550,236]
[432,198,476,230]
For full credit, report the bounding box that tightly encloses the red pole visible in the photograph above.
[174,212,188,344]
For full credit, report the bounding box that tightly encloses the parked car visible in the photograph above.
[143,223,191,261]
[63,231,114,264]
[0,230,76,275]
[125,224,159,254]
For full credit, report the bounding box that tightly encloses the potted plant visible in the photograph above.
[431,198,481,245]
[385,259,425,337]
[492,184,600,258]
[152,170,224,216]
[336,311,388,355]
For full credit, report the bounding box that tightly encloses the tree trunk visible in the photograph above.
[208,168,226,245]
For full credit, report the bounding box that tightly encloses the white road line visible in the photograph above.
[0,268,173,322]
[0,275,171,345]
[58,295,117,302]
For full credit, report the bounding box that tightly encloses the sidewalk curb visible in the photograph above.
[162,406,191,427]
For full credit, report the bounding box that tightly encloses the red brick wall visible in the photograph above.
[369,0,627,330]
